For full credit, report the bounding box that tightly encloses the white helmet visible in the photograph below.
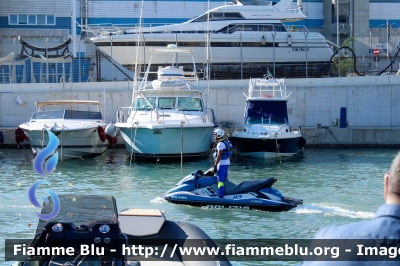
[214,128,225,138]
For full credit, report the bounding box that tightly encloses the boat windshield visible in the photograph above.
[64,110,102,119]
[158,97,176,109]
[245,100,288,125]
[31,110,64,119]
[31,110,102,120]
[36,194,118,235]
[133,97,156,111]
[178,97,203,111]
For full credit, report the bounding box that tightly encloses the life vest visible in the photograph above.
[213,139,233,160]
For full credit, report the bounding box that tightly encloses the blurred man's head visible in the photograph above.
[385,152,400,204]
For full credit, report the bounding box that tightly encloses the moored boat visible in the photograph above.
[19,100,109,160]
[114,45,214,161]
[230,75,305,158]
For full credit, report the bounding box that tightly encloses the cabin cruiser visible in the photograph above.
[11,194,230,266]
[90,0,333,79]
[229,76,305,158]
[164,168,303,211]
[18,100,108,160]
[114,45,214,161]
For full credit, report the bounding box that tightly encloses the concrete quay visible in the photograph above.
[1,75,400,148]
[301,127,400,148]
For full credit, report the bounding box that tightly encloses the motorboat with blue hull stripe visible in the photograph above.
[230,77,306,158]
[164,169,303,211]
[12,194,231,266]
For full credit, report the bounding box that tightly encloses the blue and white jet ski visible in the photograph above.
[164,168,303,211]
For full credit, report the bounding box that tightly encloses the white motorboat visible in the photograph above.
[90,0,333,79]
[114,45,214,161]
[229,75,305,158]
[19,100,109,160]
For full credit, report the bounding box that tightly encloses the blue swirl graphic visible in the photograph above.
[33,130,59,176]
[28,180,60,220]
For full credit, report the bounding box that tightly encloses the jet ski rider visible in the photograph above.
[213,128,231,198]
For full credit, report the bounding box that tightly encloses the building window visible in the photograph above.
[331,2,349,24]
[18,14,27,25]
[28,15,36,24]
[9,14,56,25]
[37,15,46,24]
[9,14,17,24]
[47,15,55,25]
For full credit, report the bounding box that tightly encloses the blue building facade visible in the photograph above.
[0,0,399,82]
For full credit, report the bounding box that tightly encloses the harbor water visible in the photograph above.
[0,147,398,265]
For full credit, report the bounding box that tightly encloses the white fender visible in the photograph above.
[105,123,117,137]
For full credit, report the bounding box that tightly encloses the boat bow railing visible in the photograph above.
[247,77,290,99]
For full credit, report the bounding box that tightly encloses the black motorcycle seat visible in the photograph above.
[224,178,277,195]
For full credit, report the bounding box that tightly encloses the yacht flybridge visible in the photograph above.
[90,0,333,79]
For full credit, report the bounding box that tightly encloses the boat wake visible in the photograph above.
[294,204,374,219]
[150,196,167,204]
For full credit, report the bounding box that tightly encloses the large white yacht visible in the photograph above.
[90,0,334,79]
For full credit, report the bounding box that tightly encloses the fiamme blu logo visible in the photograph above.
[28,129,60,220]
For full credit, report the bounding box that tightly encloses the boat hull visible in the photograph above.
[164,193,301,212]
[230,135,301,158]
[22,127,108,160]
[95,44,332,79]
[118,125,213,160]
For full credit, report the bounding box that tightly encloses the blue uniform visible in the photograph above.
[213,140,230,198]
[302,204,400,265]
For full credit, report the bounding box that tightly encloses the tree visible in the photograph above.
[331,37,359,76]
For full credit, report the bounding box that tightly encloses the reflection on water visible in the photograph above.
[0,148,397,265]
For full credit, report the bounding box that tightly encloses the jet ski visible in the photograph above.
[164,168,303,211]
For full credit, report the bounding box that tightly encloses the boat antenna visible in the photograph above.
[132,0,145,104]
[205,0,211,111]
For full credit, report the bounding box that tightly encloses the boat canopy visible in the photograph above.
[35,100,102,108]
[244,100,288,125]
